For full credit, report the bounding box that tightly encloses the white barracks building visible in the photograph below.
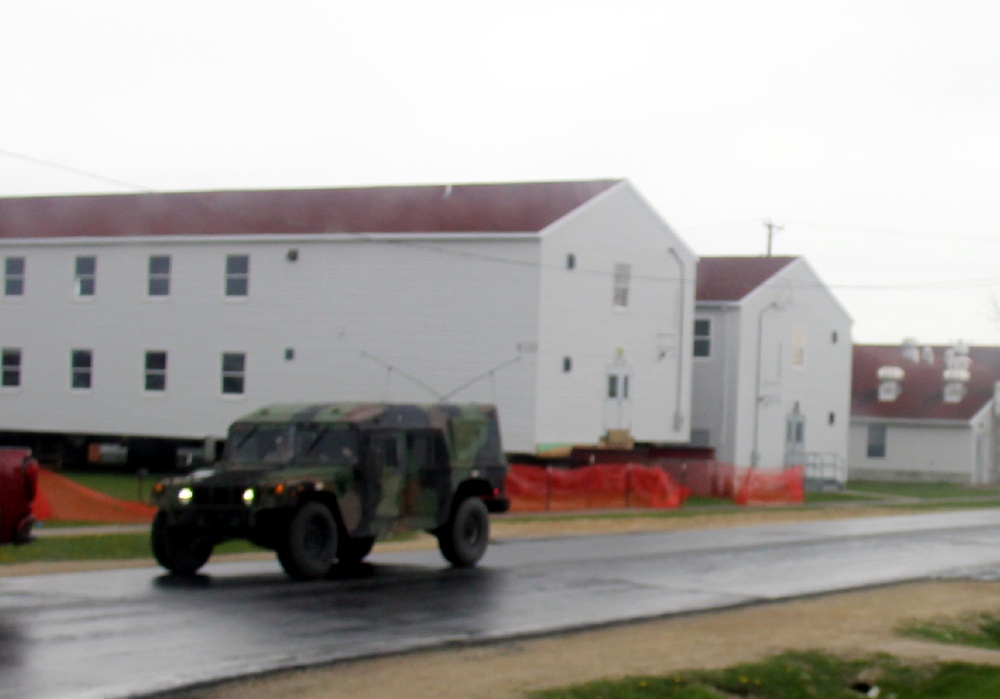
[0,181,697,468]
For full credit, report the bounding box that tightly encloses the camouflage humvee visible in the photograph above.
[150,403,510,579]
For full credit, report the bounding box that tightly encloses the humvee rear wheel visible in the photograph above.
[151,511,213,576]
[277,502,338,580]
[437,497,489,568]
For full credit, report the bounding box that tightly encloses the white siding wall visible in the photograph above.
[690,306,736,461]
[693,259,852,468]
[849,421,976,482]
[0,236,542,450]
[534,183,696,448]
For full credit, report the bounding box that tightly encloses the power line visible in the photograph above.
[0,146,152,192]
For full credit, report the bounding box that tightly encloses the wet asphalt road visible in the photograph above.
[5,510,1000,699]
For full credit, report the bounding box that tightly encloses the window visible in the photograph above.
[867,424,887,458]
[792,326,806,368]
[75,256,96,296]
[1,348,21,387]
[148,256,171,297]
[612,263,630,308]
[222,352,246,395]
[225,255,249,297]
[71,349,92,389]
[144,351,167,392]
[4,257,25,296]
[607,373,629,399]
[693,318,711,357]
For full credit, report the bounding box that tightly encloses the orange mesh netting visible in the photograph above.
[734,465,805,506]
[34,469,157,523]
[505,463,690,512]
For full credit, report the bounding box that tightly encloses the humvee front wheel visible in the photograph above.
[437,497,489,567]
[151,511,213,576]
[277,502,338,580]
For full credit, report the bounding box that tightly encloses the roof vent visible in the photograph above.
[943,341,972,403]
[943,367,971,404]
[878,366,904,402]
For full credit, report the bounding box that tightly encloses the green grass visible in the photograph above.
[846,480,1000,500]
[0,532,263,565]
[899,611,1000,651]
[527,651,1000,699]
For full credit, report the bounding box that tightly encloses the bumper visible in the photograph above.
[484,495,511,514]
[162,507,252,533]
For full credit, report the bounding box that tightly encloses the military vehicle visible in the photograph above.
[0,448,39,546]
[150,403,510,579]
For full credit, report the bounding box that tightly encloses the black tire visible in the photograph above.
[437,497,489,568]
[337,536,375,566]
[277,502,338,580]
[151,511,212,576]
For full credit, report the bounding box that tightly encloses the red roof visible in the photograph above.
[852,344,1000,422]
[0,180,621,239]
[695,256,797,302]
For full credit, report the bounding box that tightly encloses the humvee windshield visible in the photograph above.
[225,422,358,468]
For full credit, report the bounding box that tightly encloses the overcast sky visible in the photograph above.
[3,1,1000,347]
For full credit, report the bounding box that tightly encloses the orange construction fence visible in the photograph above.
[505,462,690,512]
[505,461,804,511]
[34,469,157,524]
[734,465,805,506]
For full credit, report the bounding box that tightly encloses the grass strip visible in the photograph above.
[527,650,1000,699]
[900,611,1000,652]
[0,533,262,565]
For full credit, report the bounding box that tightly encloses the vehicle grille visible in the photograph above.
[191,485,244,507]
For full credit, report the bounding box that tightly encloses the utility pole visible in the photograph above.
[763,219,783,256]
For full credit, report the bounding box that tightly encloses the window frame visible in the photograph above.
[693,318,712,358]
[1,348,21,387]
[612,262,631,309]
[221,352,246,395]
[147,255,171,297]
[4,256,25,296]
[792,326,807,368]
[144,351,168,392]
[866,423,887,459]
[75,256,97,297]
[225,254,249,298]
[71,349,93,390]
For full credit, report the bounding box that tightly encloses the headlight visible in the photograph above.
[242,488,255,506]
[177,487,194,505]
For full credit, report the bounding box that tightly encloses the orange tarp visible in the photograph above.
[34,469,157,524]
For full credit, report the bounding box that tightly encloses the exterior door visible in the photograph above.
[604,365,633,432]
[784,403,806,467]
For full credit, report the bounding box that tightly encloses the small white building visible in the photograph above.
[690,256,853,483]
[849,342,1000,484]
[0,180,697,467]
